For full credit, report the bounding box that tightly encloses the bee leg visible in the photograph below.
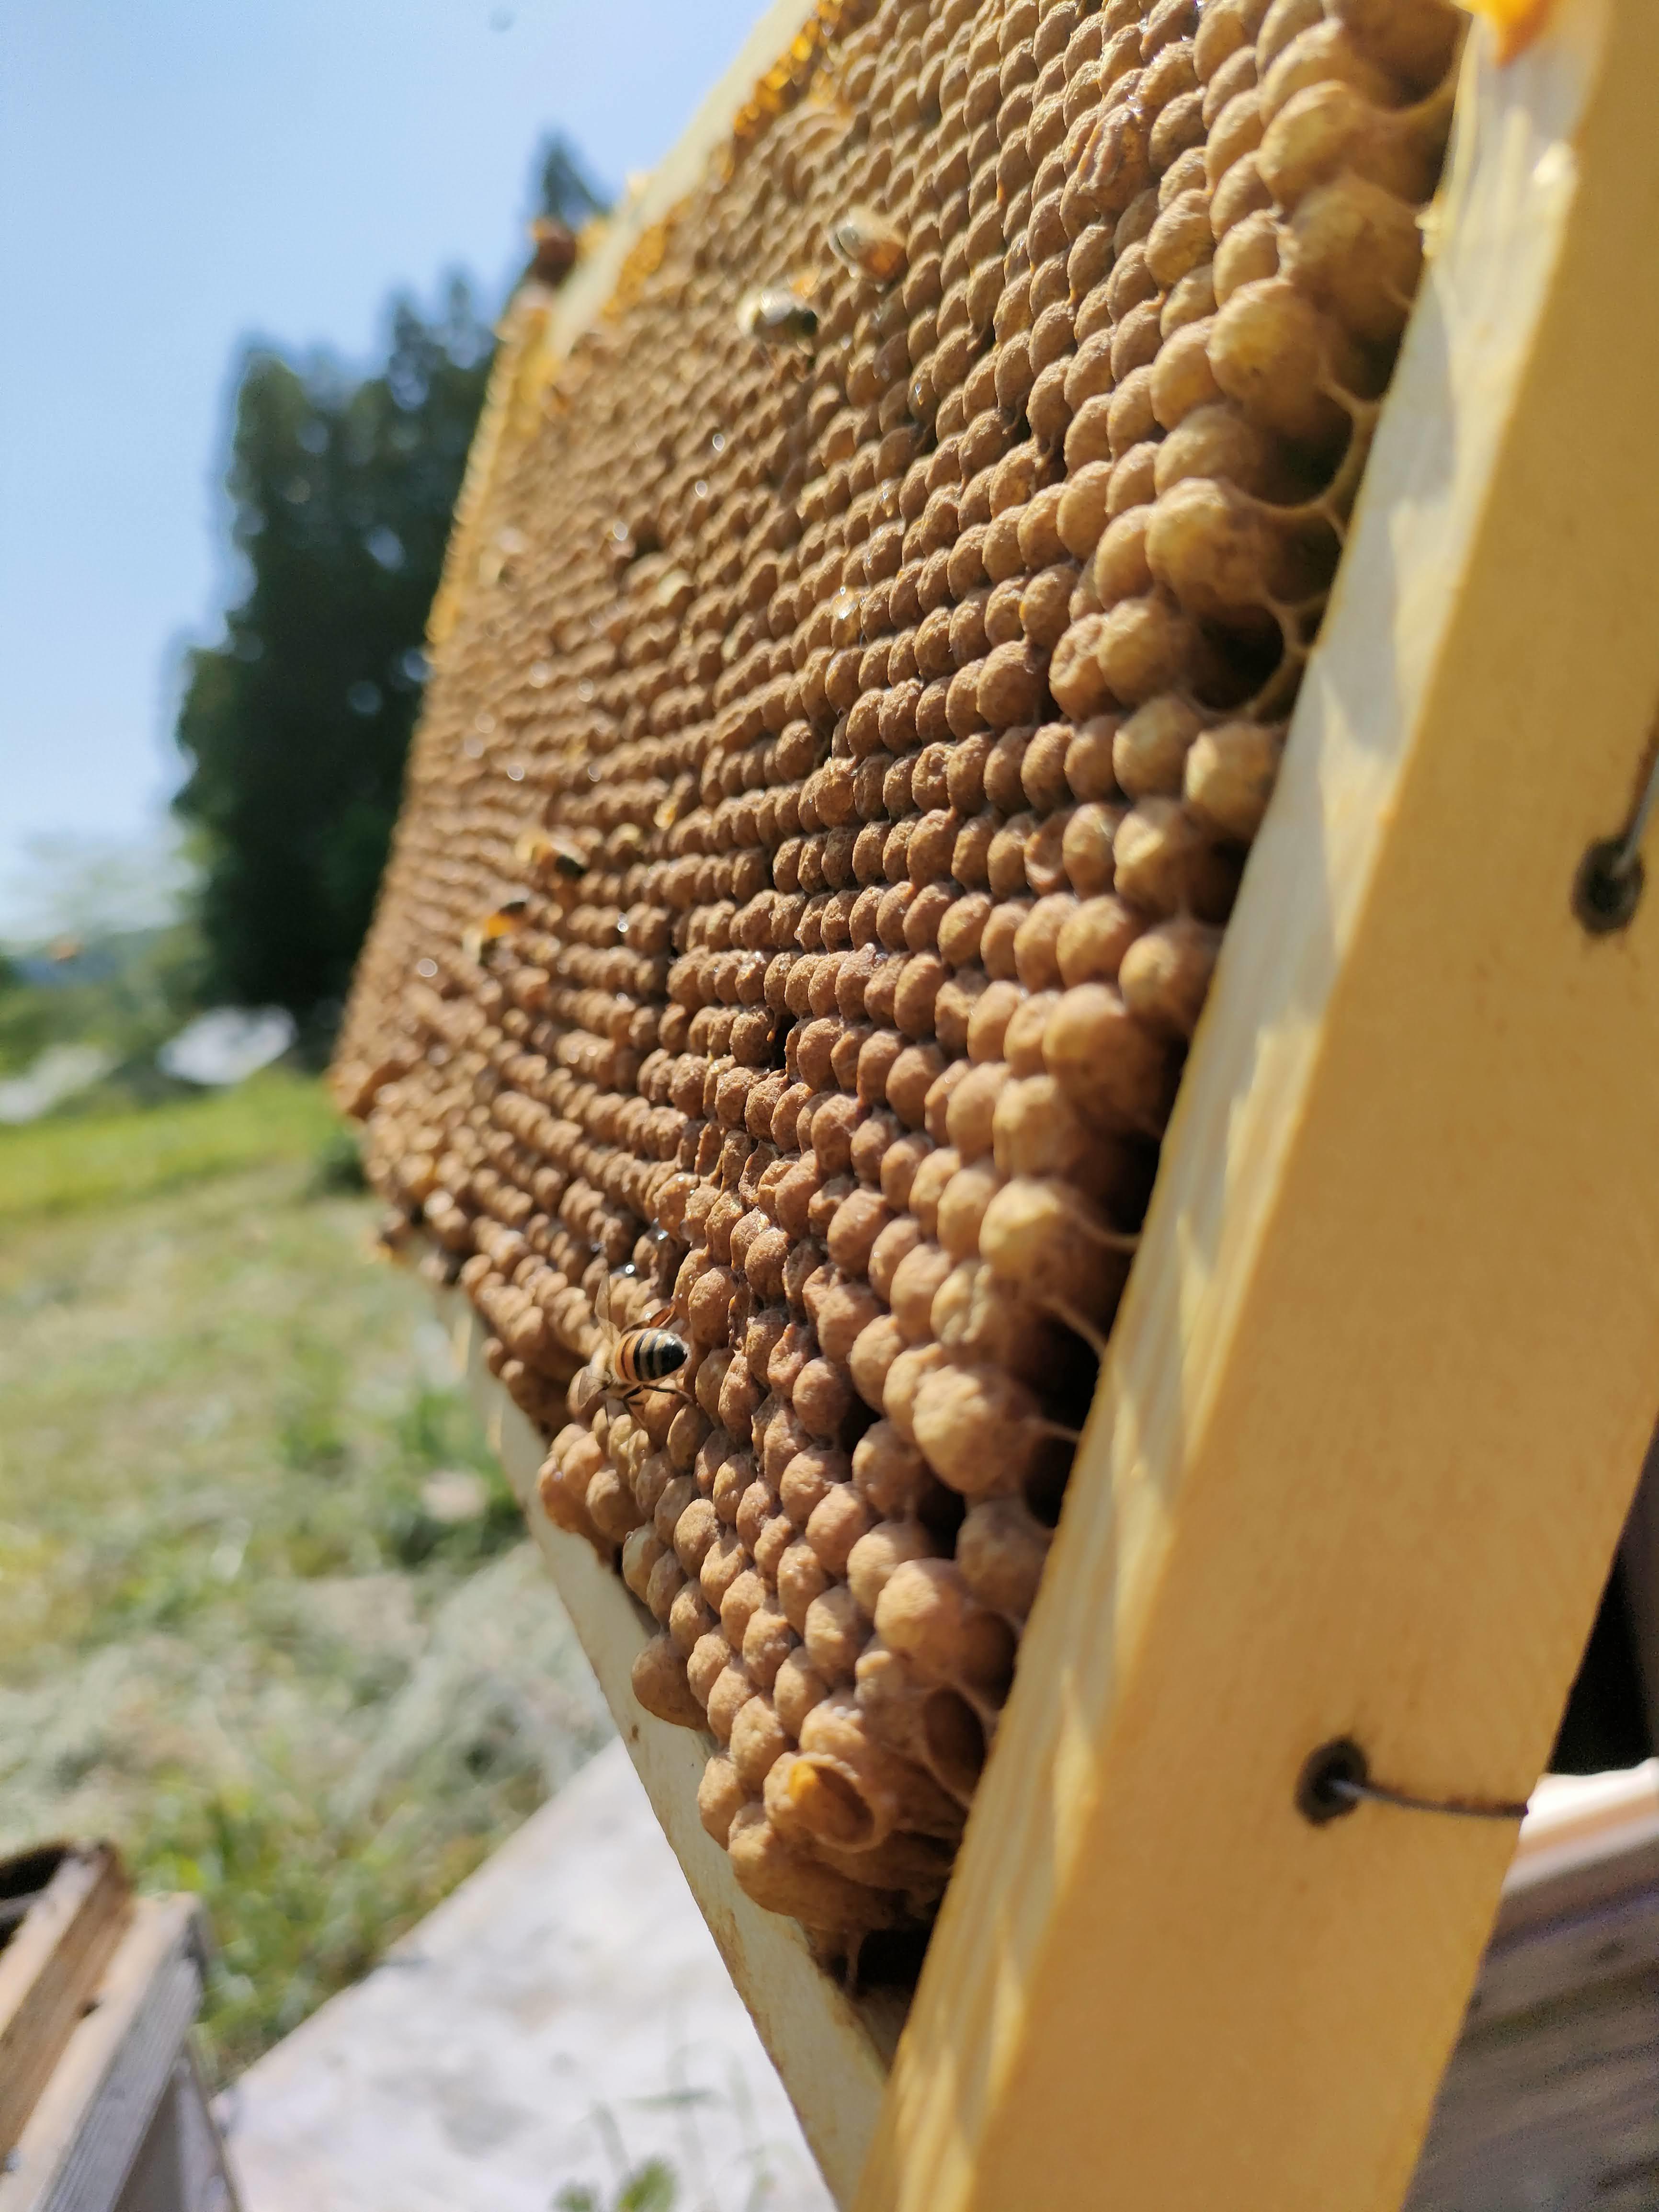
[626,1378,693,1415]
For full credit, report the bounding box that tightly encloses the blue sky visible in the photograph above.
[0,0,763,935]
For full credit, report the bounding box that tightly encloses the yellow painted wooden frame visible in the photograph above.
[417,2,1659,2205]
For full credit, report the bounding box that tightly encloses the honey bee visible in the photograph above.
[827,206,906,285]
[514,826,589,889]
[462,894,528,966]
[737,286,818,352]
[591,1276,690,1409]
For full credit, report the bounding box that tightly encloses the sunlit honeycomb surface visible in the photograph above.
[337,0,1464,1958]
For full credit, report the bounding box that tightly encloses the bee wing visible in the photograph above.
[642,1304,675,1331]
[828,206,905,283]
[738,286,817,349]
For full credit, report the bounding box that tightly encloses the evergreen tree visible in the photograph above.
[534,133,610,228]
[172,278,494,1039]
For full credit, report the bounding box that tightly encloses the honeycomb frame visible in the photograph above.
[341,0,1471,1958]
[331,9,1659,2203]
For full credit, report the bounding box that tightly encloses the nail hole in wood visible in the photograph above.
[1296,1737,1368,1826]
[1574,838,1644,935]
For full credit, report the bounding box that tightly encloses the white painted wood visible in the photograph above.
[227,1740,834,2212]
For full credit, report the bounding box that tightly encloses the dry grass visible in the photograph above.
[0,1077,610,2080]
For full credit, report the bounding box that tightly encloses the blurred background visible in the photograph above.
[0,0,762,2091]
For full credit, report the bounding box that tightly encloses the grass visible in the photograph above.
[0,1067,337,1226]
[557,2162,679,2212]
[0,1079,610,2082]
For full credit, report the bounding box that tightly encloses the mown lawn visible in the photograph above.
[0,1075,609,2081]
[0,1069,339,1225]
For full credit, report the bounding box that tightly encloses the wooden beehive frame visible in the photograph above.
[414,1,1659,2205]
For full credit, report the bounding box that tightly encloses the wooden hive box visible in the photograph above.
[334,0,1659,2203]
[0,1846,236,2212]
[1409,1763,1659,2210]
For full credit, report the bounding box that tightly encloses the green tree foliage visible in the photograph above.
[172,281,494,1039]
[172,137,612,1048]
[536,132,611,229]
[0,953,51,1077]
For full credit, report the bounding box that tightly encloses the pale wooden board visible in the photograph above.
[1415,1982,1659,2212]
[438,1285,897,2209]
[1466,1766,1659,2025]
[1509,1761,1659,1882]
[854,4,1659,2208]
[1409,1780,1659,2210]
[117,2052,240,2212]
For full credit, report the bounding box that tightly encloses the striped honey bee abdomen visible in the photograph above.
[611,1328,688,1390]
[513,827,589,885]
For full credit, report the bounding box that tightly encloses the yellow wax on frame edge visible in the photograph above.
[1459,0,1557,63]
